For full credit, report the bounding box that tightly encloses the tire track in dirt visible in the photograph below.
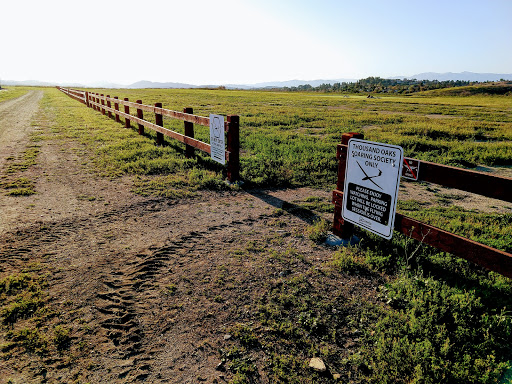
[0,184,279,382]
[89,215,261,382]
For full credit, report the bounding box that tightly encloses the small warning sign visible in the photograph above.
[402,157,420,181]
[342,139,403,239]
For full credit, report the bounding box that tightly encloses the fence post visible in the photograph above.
[114,97,120,122]
[95,94,100,111]
[332,132,364,238]
[85,91,89,108]
[184,107,194,158]
[100,94,106,115]
[226,115,240,183]
[155,102,164,146]
[124,98,130,128]
[106,95,112,118]
[136,100,144,135]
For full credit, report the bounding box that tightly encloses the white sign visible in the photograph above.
[342,139,403,239]
[210,114,225,165]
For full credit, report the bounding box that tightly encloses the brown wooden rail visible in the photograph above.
[57,87,240,182]
[332,132,512,278]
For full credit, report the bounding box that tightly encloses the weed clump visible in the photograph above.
[0,273,47,325]
[305,218,330,243]
[357,274,512,383]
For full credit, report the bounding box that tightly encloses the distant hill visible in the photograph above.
[234,78,357,89]
[2,79,58,87]
[126,80,199,89]
[394,71,512,82]
[420,82,512,96]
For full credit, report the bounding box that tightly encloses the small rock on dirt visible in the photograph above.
[309,357,327,372]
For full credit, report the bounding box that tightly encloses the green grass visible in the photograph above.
[0,87,30,103]
[79,87,511,187]
[43,89,234,197]
[0,141,40,197]
[4,146,40,174]
[0,273,47,325]
[358,274,512,384]
[2,177,36,196]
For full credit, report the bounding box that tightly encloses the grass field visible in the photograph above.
[2,86,511,383]
[84,87,512,188]
[0,87,30,103]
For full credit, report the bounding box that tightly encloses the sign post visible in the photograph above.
[341,139,403,240]
[210,114,226,165]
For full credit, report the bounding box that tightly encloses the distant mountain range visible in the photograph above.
[2,72,510,89]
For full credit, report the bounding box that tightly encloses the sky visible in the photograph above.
[1,0,511,85]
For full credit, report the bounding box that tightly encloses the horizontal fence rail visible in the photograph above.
[57,87,240,182]
[332,132,512,278]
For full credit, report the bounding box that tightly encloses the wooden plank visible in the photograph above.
[227,115,240,182]
[184,107,194,158]
[59,87,86,103]
[124,98,130,128]
[106,95,112,118]
[417,160,512,203]
[114,97,120,123]
[136,100,144,135]
[394,212,512,278]
[155,103,165,146]
[160,108,211,126]
[333,189,512,278]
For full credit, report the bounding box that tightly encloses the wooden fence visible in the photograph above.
[333,132,512,278]
[57,87,240,182]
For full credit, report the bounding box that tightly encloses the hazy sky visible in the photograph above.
[1,0,511,85]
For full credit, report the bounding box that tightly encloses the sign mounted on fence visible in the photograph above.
[210,114,225,165]
[341,139,403,239]
[402,157,420,181]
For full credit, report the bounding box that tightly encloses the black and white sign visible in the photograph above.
[210,114,225,165]
[402,157,420,181]
[342,139,403,239]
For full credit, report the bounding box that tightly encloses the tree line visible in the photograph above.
[268,77,476,94]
